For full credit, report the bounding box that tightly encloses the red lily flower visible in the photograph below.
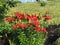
[43,28,47,33]
[32,16,38,21]
[25,23,31,28]
[13,25,17,29]
[18,15,23,20]
[34,26,47,33]
[15,23,19,26]
[32,21,39,26]
[44,15,51,21]
[34,26,42,32]
[26,15,32,20]
[6,17,14,22]
[13,23,19,29]
[15,12,24,20]
[15,12,20,16]
[18,23,25,29]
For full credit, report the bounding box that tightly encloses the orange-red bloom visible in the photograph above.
[26,15,32,20]
[25,23,31,28]
[32,21,39,26]
[44,15,51,21]
[13,25,17,29]
[18,23,25,29]
[34,26,42,32]
[15,12,24,20]
[43,28,47,33]
[34,26,47,33]
[6,17,14,22]
[13,23,19,29]
[32,16,38,21]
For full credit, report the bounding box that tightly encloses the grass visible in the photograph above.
[5,1,60,45]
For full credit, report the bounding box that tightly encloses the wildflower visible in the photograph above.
[13,23,19,29]
[15,12,20,16]
[26,15,32,20]
[25,23,31,28]
[18,23,25,29]
[34,26,47,33]
[18,15,23,20]
[34,26,42,32]
[32,21,39,26]
[43,28,48,33]
[15,23,19,26]
[5,17,14,22]
[32,16,38,21]
[5,18,11,22]
[13,25,17,29]
[15,12,24,20]
[44,15,51,21]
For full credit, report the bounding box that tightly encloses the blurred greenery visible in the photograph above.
[0,0,60,45]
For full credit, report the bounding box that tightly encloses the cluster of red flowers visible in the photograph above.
[5,11,52,33]
[6,17,15,22]
[13,23,25,29]
[34,26,47,32]
[15,12,24,20]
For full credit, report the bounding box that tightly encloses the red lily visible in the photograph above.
[44,15,51,21]
[6,17,14,22]
[15,12,23,20]
[43,28,47,33]
[34,26,42,32]
[13,25,17,29]
[25,23,31,28]
[32,16,38,21]
[18,23,25,29]
[26,15,32,20]
[32,21,39,26]
[34,26,47,33]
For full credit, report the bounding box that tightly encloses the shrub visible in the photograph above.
[0,3,8,22]
[40,2,46,6]
[37,0,47,6]
[0,36,10,45]
[6,0,18,7]
[44,24,60,45]
[0,11,52,45]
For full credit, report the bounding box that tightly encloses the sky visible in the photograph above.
[19,0,36,2]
